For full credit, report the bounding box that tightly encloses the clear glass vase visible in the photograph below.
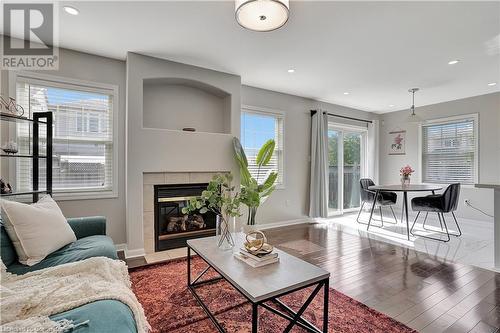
[216,215,235,250]
[401,175,411,187]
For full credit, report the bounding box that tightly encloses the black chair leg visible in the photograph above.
[356,202,365,223]
[410,211,421,235]
[379,207,384,227]
[451,212,462,237]
[357,202,384,228]
[410,211,452,242]
[389,205,398,224]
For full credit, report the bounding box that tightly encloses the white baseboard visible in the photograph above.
[253,218,313,230]
[124,247,145,259]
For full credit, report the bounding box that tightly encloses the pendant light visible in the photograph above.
[407,88,422,123]
[235,0,290,32]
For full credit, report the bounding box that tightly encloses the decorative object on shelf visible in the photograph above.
[235,0,289,32]
[400,165,415,186]
[406,88,422,123]
[0,95,25,117]
[389,130,406,155]
[233,137,278,226]
[1,141,18,155]
[0,178,13,194]
[182,174,241,250]
[243,230,273,255]
[182,127,196,132]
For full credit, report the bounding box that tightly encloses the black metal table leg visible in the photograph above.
[323,279,329,333]
[367,190,379,231]
[404,192,410,240]
[187,246,191,286]
[252,303,258,333]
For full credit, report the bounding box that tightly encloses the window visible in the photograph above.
[15,74,117,198]
[421,114,478,185]
[241,107,284,186]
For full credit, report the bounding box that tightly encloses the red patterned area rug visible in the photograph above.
[129,257,416,333]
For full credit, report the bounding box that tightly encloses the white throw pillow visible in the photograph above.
[1,196,76,266]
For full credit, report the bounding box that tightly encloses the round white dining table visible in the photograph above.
[367,184,443,240]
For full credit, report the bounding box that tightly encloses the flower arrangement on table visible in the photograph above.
[400,165,415,186]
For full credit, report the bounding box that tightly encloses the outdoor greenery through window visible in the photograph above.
[422,116,477,184]
[328,127,364,213]
[241,110,284,185]
[15,76,115,195]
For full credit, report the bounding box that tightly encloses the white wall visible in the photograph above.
[1,48,128,244]
[379,92,500,221]
[241,85,378,224]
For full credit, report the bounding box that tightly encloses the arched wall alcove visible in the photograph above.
[143,77,232,134]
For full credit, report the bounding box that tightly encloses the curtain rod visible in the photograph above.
[310,110,373,124]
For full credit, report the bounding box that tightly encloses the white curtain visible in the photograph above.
[367,119,380,184]
[309,111,329,218]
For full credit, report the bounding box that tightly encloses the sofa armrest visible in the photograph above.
[67,216,106,239]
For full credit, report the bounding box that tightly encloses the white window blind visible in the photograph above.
[241,110,284,185]
[15,77,115,194]
[422,117,477,184]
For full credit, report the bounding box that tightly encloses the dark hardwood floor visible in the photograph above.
[126,222,500,333]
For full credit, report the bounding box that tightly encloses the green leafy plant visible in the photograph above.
[233,137,278,226]
[181,174,241,248]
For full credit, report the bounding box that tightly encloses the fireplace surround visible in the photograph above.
[154,183,216,251]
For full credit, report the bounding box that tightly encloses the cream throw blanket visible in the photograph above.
[0,257,150,332]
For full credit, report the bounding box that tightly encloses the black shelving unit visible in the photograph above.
[0,112,53,202]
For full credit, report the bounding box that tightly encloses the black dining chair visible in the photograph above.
[357,178,398,228]
[409,183,462,242]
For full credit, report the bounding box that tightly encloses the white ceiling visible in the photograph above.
[10,1,500,112]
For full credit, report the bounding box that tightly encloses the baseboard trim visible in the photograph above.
[252,218,314,231]
[124,248,146,259]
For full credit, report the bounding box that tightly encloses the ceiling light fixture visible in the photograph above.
[389,104,395,107]
[287,69,295,73]
[448,59,460,65]
[487,82,497,86]
[343,92,350,95]
[407,88,422,123]
[63,6,79,15]
[235,0,289,32]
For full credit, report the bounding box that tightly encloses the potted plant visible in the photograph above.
[181,174,241,250]
[232,137,278,229]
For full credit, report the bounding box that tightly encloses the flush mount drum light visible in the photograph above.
[235,0,290,32]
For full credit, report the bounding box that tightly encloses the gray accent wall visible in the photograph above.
[379,92,500,221]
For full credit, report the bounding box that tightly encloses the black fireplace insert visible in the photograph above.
[154,183,216,251]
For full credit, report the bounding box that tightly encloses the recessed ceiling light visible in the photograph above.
[64,6,79,15]
[448,59,460,65]
[487,82,497,86]
[287,69,295,73]
[388,104,395,107]
[343,92,350,95]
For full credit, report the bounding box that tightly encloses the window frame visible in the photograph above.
[241,105,285,189]
[418,113,479,187]
[9,71,119,200]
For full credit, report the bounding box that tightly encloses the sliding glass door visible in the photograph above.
[328,124,367,216]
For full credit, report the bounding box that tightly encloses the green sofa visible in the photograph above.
[0,216,138,333]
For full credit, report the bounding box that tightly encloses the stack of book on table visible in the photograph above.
[234,247,279,268]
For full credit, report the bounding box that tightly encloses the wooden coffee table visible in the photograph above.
[187,235,330,333]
